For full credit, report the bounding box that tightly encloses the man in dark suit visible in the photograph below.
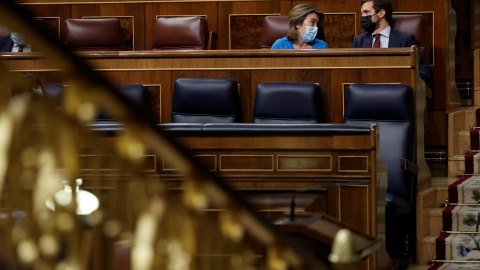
[0,6,36,53]
[353,0,432,84]
[0,34,14,52]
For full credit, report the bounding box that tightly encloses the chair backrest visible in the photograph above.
[43,84,64,107]
[253,82,323,123]
[343,84,415,200]
[260,16,289,49]
[391,14,429,62]
[44,84,152,120]
[172,78,242,123]
[152,17,210,50]
[97,84,152,120]
[64,18,123,51]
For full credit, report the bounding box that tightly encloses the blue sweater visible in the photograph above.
[271,37,328,49]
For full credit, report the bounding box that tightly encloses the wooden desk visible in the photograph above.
[78,123,383,270]
[0,48,431,191]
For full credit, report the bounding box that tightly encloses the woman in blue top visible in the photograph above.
[271,3,327,49]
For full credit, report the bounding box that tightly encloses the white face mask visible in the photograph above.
[11,32,27,46]
[300,26,318,43]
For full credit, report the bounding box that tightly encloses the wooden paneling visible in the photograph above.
[145,85,161,123]
[37,17,60,41]
[70,4,144,50]
[340,186,370,233]
[220,155,274,171]
[338,156,369,172]
[324,13,356,48]
[155,130,380,270]
[229,15,267,49]
[164,155,216,171]
[277,155,332,171]
[144,2,218,50]
[218,1,291,49]
[28,4,70,41]
[426,110,447,147]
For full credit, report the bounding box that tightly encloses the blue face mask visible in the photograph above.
[300,26,318,43]
[11,32,26,46]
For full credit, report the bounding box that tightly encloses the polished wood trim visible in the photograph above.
[163,154,216,171]
[474,49,480,107]
[338,156,369,173]
[144,84,161,123]
[324,12,358,37]
[276,154,333,172]
[37,16,60,40]
[219,154,274,171]
[79,154,157,171]
[227,13,280,49]
[0,48,415,59]
[0,49,415,72]
[21,0,287,4]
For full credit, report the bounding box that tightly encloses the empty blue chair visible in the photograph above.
[97,84,152,121]
[171,78,242,123]
[343,84,418,267]
[43,84,64,106]
[253,82,323,123]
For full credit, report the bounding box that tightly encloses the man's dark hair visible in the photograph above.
[361,0,393,26]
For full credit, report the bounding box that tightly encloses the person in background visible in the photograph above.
[0,6,35,52]
[271,3,328,49]
[352,0,432,84]
[10,72,45,102]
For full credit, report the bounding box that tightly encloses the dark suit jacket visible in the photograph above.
[0,35,13,52]
[352,29,432,84]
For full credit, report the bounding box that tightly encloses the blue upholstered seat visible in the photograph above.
[43,84,64,106]
[343,84,417,264]
[253,82,323,124]
[171,77,242,123]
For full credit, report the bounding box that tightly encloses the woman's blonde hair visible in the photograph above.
[286,3,324,42]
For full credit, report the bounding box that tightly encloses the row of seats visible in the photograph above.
[172,82,418,264]
[171,78,323,124]
[62,14,428,60]
[43,80,417,263]
[63,17,216,51]
[44,78,323,124]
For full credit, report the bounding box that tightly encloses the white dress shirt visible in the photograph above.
[371,26,391,48]
[11,44,32,52]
